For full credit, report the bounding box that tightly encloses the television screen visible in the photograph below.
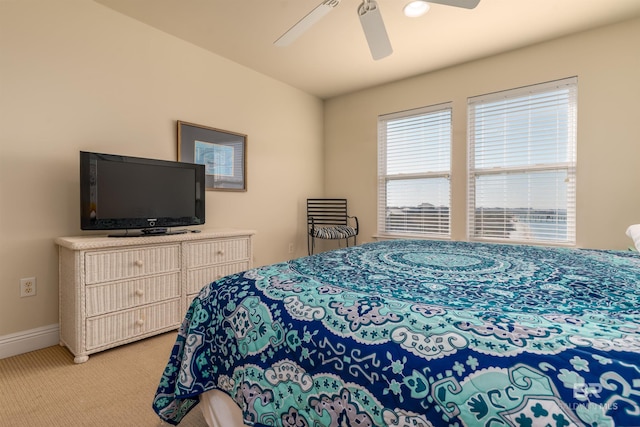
[80,151,205,235]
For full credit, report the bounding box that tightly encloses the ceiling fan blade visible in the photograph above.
[426,0,480,9]
[358,0,393,60]
[274,0,341,47]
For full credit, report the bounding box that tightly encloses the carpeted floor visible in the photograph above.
[0,331,208,426]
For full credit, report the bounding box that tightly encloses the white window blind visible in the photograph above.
[378,104,452,237]
[468,77,577,244]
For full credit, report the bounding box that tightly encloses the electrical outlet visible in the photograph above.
[20,277,36,297]
[288,243,294,254]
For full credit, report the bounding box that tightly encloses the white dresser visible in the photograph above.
[56,229,255,363]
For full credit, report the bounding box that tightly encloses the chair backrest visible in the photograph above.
[307,199,349,227]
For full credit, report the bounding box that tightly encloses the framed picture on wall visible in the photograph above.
[178,120,247,191]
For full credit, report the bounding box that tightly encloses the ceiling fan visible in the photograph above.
[274,0,480,60]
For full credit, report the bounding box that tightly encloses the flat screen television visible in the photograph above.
[80,151,206,236]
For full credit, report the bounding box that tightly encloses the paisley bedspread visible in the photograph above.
[153,239,640,426]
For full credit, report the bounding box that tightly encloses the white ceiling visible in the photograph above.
[94,0,640,99]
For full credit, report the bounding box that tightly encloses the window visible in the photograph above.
[378,104,452,237]
[467,77,577,244]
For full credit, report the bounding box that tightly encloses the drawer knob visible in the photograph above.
[134,260,143,267]
[135,289,144,297]
[216,250,225,256]
[136,319,144,326]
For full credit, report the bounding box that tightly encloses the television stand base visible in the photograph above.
[108,228,189,237]
[142,227,169,235]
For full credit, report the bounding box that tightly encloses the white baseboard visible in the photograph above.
[0,324,60,360]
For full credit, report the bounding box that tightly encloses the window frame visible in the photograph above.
[467,77,578,245]
[377,103,453,239]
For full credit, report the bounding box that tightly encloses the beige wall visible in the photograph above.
[324,17,640,250]
[0,1,324,336]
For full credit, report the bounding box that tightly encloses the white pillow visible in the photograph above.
[626,224,640,251]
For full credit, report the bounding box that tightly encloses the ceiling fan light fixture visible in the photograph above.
[403,1,430,17]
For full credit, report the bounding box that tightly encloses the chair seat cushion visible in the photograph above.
[313,225,357,240]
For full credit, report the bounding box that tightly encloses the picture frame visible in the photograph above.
[178,120,247,191]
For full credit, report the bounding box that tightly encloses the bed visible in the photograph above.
[153,239,640,427]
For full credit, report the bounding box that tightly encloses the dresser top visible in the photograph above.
[56,228,256,250]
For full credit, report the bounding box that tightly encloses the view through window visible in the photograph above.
[377,104,452,237]
[467,77,577,244]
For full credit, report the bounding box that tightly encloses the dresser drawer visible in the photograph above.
[85,244,180,284]
[186,261,250,295]
[186,238,250,268]
[85,272,181,317]
[85,299,181,350]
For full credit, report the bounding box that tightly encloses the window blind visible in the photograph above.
[468,77,577,244]
[378,104,452,237]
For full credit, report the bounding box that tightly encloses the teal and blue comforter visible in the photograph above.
[153,239,640,426]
